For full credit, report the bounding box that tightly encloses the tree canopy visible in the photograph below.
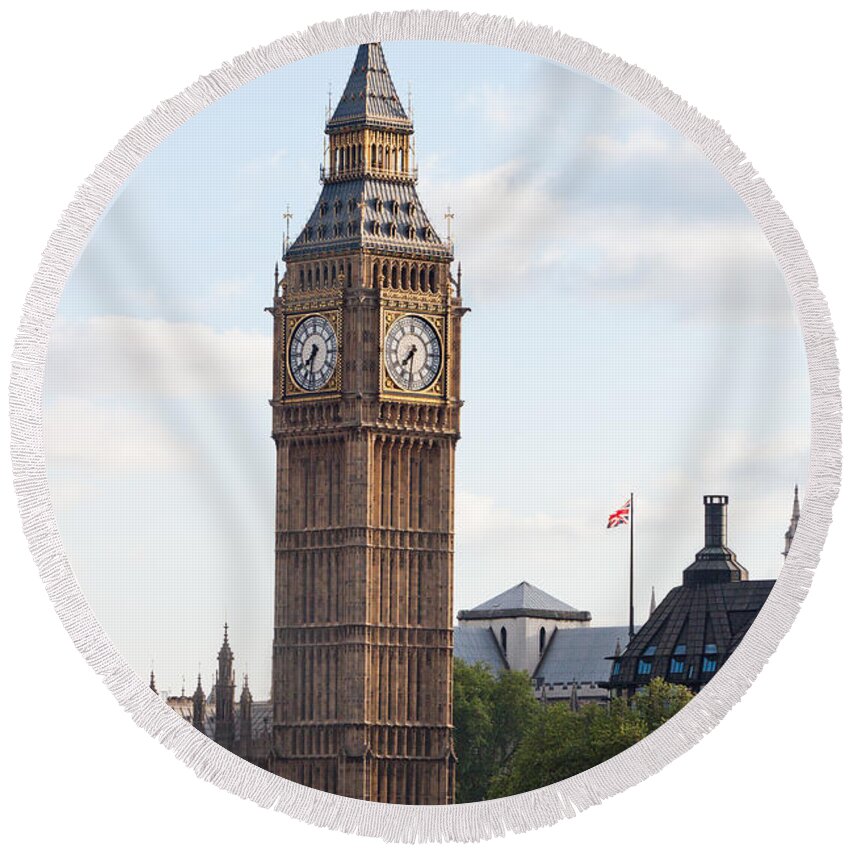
[452,659,693,801]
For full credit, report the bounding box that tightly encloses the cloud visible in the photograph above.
[45,315,271,400]
[420,62,792,326]
[44,398,193,474]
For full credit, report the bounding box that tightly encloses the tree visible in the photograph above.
[487,678,692,799]
[631,676,693,732]
[452,659,541,803]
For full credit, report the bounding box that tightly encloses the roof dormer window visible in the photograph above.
[375,198,383,213]
[319,202,327,217]
[334,199,342,215]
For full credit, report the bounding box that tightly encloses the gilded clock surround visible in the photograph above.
[381,309,447,401]
[283,308,342,399]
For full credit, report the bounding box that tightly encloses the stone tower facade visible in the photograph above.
[269,42,464,804]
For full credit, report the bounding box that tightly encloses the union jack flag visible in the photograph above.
[607,498,631,528]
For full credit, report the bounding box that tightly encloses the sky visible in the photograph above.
[43,41,809,700]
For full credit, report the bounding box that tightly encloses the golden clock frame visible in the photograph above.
[380,306,448,404]
[282,307,343,400]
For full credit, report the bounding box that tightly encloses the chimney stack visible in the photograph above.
[703,495,728,547]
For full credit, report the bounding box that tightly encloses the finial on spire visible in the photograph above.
[456,262,462,298]
[783,484,801,558]
[282,205,293,259]
[649,586,657,617]
[444,205,454,244]
[149,669,157,695]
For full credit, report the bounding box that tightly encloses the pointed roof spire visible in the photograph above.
[327,43,412,131]
[783,484,801,558]
[241,674,252,701]
[149,669,157,695]
[218,622,233,661]
[649,586,657,617]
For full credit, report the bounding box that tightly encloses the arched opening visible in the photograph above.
[539,627,546,655]
[500,627,507,655]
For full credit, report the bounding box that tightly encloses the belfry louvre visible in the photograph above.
[269,42,465,804]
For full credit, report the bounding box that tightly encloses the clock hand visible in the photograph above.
[402,344,417,388]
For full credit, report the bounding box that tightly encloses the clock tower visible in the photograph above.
[269,43,464,805]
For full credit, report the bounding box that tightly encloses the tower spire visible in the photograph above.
[649,585,657,617]
[215,622,236,751]
[149,668,157,695]
[783,484,801,558]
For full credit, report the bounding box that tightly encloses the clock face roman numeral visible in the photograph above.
[384,315,441,392]
[289,315,338,391]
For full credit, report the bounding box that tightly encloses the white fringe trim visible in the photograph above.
[8,10,841,843]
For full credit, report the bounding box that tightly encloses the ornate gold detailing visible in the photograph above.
[380,308,446,402]
[283,309,342,400]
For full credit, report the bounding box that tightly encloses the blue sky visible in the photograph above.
[44,41,809,699]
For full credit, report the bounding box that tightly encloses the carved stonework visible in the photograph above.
[269,43,464,804]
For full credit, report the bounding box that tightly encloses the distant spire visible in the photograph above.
[456,262,462,298]
[192,674,206,731]
[649,586,657,617]
[783,484,801,558]
[149,669,157,695]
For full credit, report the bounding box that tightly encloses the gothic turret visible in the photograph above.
[239,675,254,763]
[192,675,206,731]
[783,485,801,558]
[214,623,235,750]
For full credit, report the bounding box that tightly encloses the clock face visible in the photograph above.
[289,315,338,391]
[385,315,442,392]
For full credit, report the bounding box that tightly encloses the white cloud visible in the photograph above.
[44,398,193,474]
[46,315,271,399]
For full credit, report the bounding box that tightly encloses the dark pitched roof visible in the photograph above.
[534,626,631,686]
[327,43,412,131]
[285,177,451,262]
[453,627,508,673]
[457,581,591,623]
[608,579,775,692]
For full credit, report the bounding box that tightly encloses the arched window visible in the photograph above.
[539,627,546,655]
[371,144,377,167]
[500,627,507,655]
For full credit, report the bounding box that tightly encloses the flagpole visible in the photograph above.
[629,491,635,641]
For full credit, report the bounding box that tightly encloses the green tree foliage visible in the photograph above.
[631,676,693,732]
[453,665,693,802]
[452,659,541,803]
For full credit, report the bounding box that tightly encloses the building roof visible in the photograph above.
[453,627,508,673]
[327,43,412,131]
[457,581,591,622]
[609,579,775,692]
[285,177,451,262]
[534,626,631,686]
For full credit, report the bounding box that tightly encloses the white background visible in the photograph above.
[1,2,846,847]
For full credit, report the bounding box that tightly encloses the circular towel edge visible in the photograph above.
[8,9,842,843]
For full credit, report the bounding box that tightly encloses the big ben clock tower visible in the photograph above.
[269,43,464,805]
